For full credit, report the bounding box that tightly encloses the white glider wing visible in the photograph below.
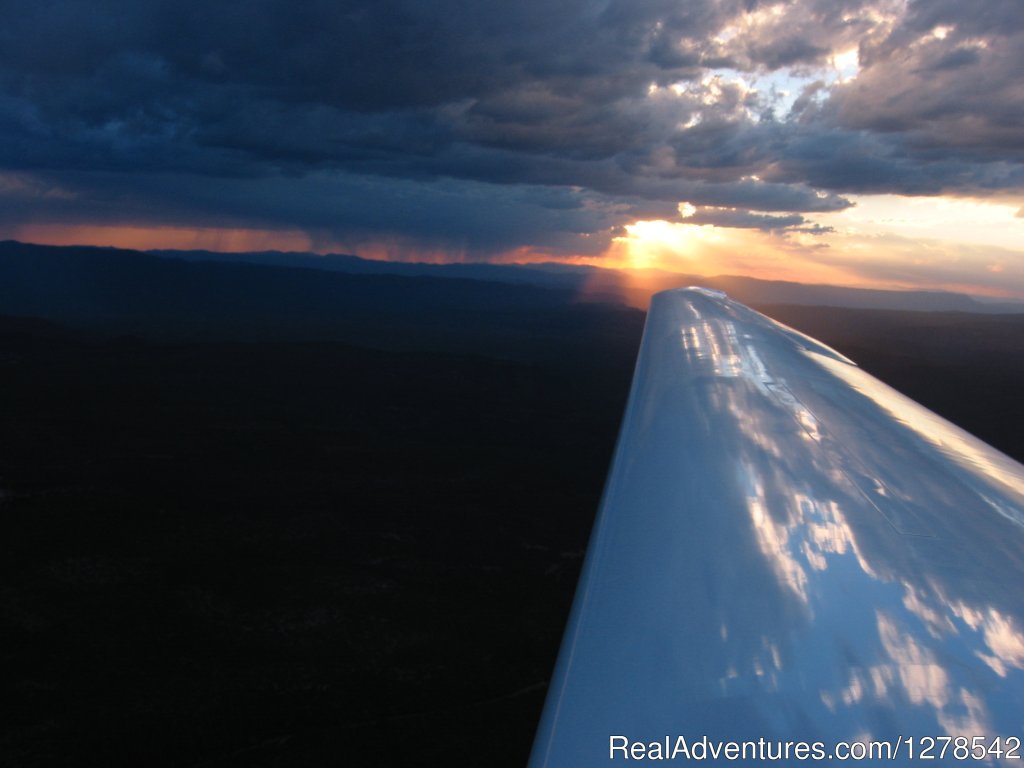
[530,288,1024,766]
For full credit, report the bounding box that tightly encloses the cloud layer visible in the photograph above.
[1,0,1022,259]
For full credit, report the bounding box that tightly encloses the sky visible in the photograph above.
[2,0,1023,296]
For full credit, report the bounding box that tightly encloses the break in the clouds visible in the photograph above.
[1,0,1023,262]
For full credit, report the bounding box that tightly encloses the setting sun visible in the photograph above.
[617,220,701,270]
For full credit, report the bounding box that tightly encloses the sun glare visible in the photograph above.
[621,220,689,269]
[614,217,746,274]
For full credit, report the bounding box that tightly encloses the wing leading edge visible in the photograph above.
[529,288,1024,766]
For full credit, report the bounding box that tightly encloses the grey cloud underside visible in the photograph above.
[683,207,809,230]
[1,0,1022,253]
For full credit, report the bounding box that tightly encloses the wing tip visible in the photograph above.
[674,285,729,300]
[657,285,860,367]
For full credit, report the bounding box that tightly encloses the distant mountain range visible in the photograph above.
[149,245,1024,314]
[2,241,1022,329]
[0,240,638,358]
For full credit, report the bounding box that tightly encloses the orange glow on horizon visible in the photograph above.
[8,223,318,254]
[603,219,860,285]
[6,199,1024,306]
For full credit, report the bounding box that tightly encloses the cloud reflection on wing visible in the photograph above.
[673,290,1024,746]
[527,289,1024,766]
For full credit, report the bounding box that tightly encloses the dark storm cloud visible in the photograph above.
[1,0,1022,254]
[764,127,1024,195]
[0,167,681,255]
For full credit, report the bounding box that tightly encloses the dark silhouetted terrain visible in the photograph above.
[1,242,1022,766]
[0,244,643,767]
[145,243,1024,313]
